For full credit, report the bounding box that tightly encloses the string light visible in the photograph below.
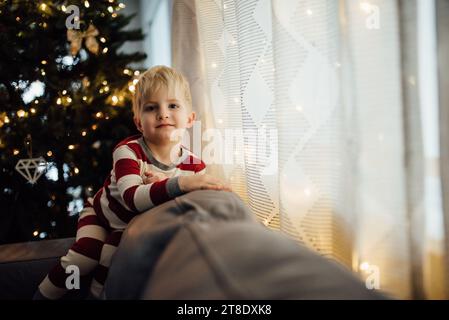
[41,70,46,76]
[81,131,87,136]
[132,79,138,85]
[123,69,131,75]
[360,2,372,13]
[39,3,47,12]
[102,47,108,54]
[100,37,106,43]
[91,124,98,130]
[13,149,20,155]
[47,150,52,156]
[16,16,20,22]
[111,95,118,105]
[30,108,36,114]
[118,3,126,9]
[304,188,311,197]
[33,230,39,237]
[68,145,75,150]
[112,13,117,18]
[61,5,67,12]
[360,262,370,271]
[134,70,140,76]
[102,80,108,85]
[95,112,103,118]
[56,98,62,105]
[84,0,90,8]
[74,167,79,174]
[107,6,114,13]
[66,97,72,103]
[377,133,384,142]
[4,116,10,123]
[41,60,47,65]
[34,99,39,104]
[17,109,26,117]
[62,90,67,95]
[82,96,87,101]
[128,84,135,93]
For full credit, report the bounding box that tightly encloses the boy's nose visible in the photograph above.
[157,111,169,120]
[157,114,169,120]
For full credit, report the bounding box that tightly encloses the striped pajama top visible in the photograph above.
[91,134,206,230]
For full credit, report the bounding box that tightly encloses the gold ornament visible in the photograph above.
[67,24,99,56]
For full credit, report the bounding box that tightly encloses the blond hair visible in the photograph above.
[132,65,192,121]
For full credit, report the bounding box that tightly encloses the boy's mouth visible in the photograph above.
[156,124,174,128]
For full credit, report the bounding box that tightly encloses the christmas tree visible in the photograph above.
[0,0,146,244]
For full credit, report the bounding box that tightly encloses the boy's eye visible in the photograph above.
[144,105,156,111]
[169,104,179,109]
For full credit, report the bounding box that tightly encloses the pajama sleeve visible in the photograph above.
[113,144,184,214]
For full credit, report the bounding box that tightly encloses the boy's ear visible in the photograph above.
[186,111,196,128]
[134,116,143,133]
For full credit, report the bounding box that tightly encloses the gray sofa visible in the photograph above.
[0,190,384,300]
[0,237,83,299]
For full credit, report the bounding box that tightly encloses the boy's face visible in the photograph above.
[134,85,195,146]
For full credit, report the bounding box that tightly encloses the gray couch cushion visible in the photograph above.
[0,238,82,299]
[105,190,384,299]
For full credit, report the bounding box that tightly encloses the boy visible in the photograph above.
[35,65,231,299]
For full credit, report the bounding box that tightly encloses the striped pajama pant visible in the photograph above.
[37,200,123,300]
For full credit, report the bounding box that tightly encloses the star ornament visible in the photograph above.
[15,157,47,184]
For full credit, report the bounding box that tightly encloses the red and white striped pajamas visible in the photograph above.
[37,134,206,299]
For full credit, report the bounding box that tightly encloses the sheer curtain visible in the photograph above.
[171,0,448,299]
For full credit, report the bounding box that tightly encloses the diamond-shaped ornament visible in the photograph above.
[15,157,47,184]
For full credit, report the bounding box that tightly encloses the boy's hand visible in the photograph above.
[178,174,232,193]
[143,171,168,184]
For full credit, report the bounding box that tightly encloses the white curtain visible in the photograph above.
[171,0,448,299]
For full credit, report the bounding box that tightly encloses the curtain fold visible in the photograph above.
[171,0,448,299]
[437,0,449,300]
[398,0,425,300]
[171,0,225,181]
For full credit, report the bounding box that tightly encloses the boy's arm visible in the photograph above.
[113,145,184,214]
